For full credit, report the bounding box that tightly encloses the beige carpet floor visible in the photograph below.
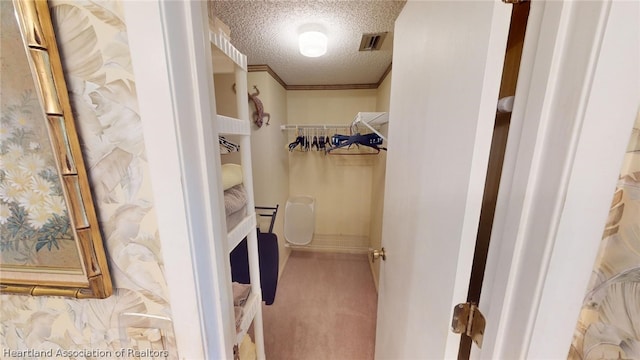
[262,251,378,360]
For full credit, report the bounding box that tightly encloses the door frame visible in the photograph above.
[124,1,233,358]
[477,0,638,358]
[123,0,639,358]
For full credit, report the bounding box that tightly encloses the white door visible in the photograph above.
[375,1,511,358]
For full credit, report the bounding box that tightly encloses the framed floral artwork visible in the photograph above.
[0,0,112,298]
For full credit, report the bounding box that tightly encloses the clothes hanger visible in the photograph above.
[312,128,319,151]
[288,127,306,151]
[219,136,240,154]
[303,128,310,151]
[327,132,387,155]
[318,129,326,151]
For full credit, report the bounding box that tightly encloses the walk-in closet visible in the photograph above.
[197,0,640,358]
[211,44,391,360]
[208,2,397,357]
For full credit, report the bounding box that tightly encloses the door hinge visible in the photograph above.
[451,303,486,348]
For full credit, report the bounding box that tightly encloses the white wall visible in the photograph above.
[286,89,378,249]
[247,72,291,274]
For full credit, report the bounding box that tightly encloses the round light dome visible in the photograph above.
[299,31,328,57]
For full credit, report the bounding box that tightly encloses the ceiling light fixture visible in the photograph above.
[299,31,327,57]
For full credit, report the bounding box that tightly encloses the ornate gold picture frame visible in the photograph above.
[0,0,112,298]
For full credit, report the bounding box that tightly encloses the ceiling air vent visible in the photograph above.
[359,32,387,51]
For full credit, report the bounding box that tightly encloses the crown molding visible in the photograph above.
[247,64,287,89]
[377,63,393,87]
[247,63,392,91]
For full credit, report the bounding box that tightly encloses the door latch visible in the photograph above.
[451,302,486,348]
[369,248,386,262]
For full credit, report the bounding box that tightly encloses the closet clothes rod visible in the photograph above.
[280,124,353,130]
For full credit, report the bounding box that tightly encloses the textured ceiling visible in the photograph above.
[210,1,406,87]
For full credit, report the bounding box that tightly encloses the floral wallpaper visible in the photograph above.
[1,0,177,357]
[569,112,640,360]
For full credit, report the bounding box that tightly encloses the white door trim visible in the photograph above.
[124,1,232,358]
[477,0,638,358]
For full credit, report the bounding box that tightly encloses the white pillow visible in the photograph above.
[222,164,243,190]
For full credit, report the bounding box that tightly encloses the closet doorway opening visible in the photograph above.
[210,4,528,358]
